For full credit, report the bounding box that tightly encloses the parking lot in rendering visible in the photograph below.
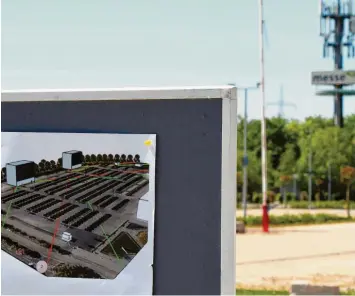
[1,161,149,279]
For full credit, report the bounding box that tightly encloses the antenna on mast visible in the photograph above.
[317,0,355,127]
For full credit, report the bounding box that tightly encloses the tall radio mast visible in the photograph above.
[319,0,355,127]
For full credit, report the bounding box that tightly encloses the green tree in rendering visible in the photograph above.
[57,158,62,168]
[120,154,127,163]
[114,154,120,162]
[97,154,103,162]
[85,154,91,163]
[44,161,51,171]
[90,154,97,163]
[133,154,140,163]
[50,160,56,170]
[39,161,45,172]
[108,154,114,162]
[34,163,39,174]
[102,154,108,163]
[1,167,6,178]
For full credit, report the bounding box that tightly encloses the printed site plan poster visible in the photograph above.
[1,132,156,295]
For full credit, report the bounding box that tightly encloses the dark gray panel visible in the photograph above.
[1,99,223,295]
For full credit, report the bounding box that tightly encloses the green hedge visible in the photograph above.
[288,200,355,209]
[235,288,355,295]
[236,199,355,210]
[236,289,288,295]
[237,213,354,226]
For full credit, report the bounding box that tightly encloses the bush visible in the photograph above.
[137,231,148,245]
[288,200,355,209]
[54,264,102,279]
[237,213,353,226]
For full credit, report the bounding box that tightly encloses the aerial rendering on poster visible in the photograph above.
[1,132,154,280]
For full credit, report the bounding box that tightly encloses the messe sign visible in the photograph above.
[311,70,355,85]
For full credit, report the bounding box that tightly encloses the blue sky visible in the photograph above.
[2,0,355,120]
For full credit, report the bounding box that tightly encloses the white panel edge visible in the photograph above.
[220,89,237,295]
[1,86,235,102]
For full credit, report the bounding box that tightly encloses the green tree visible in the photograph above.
[340,166,355,218]
[235,115,355,200]
[277,144,298,187]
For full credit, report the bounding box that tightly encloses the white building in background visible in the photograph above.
[62,150,83,170]
[6,160,36,186]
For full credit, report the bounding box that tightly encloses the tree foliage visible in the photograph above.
[237,115,355,200]
[340,166,355,217]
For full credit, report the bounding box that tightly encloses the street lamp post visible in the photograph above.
[240,85,260,219]
[308,150,313,208]
[243,89,248,220]
[293,174,298,199]
[328,163,332,201]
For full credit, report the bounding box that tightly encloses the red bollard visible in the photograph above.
[262,204,269,233]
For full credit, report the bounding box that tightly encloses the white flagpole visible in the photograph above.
[258,0,269,232]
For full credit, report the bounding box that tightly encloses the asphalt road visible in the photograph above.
[236,223,355,290]
[3,227,118,278]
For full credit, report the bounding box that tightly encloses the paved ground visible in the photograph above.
[236,223,355,290]
[237,208,355,217]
